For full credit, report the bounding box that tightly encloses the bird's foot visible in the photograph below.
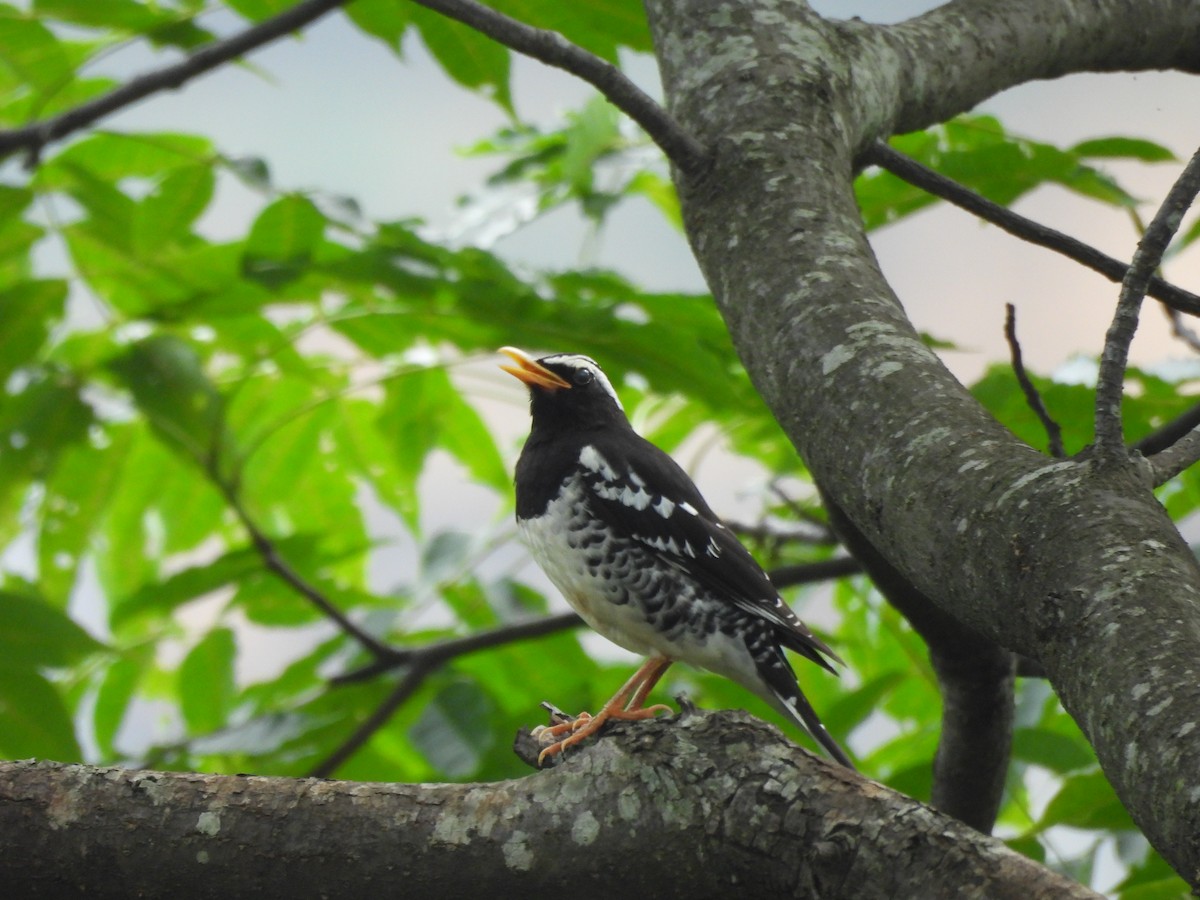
[532,703,672,767]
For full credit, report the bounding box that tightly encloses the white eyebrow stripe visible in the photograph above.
[538,353,623,411]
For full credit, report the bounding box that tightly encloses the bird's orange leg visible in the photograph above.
[534,656,674,766]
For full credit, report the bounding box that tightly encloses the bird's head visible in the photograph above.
[500,347,628,432]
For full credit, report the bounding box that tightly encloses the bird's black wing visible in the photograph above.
[579,433,841,672]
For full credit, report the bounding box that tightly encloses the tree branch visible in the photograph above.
[0,0,351,166]
[408,0,708,176]
[824,494,1013,834]
[1004,303,1065,458]
[1096,146,1200,459]
[215,478,398,661]
[647,0,1200,880]
[861,141,1200,317]
[0,717,1102,899]
[880,0,1200,137]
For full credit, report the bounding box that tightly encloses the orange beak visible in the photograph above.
[499,347,571,390]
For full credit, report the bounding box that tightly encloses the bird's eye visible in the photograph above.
[574,368,595,386]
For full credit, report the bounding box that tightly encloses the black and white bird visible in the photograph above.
[501,347,854,769]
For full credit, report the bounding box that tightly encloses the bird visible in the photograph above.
[500,347,854,769]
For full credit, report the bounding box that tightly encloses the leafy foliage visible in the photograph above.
[0,2,1195,896]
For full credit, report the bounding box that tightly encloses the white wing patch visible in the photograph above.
[579,444,617,480]
[578,446,710,559]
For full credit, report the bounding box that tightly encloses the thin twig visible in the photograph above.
[309,664,431,778]
[1004,303,1065,458]
[216,479,399,661]
[331,612,580,685]
[1132,399,1200,458]
[1167,305,1200,354]
[862,141,1200,316]
[0,0,351,165]
[1096,146,1200,460]
[409,0,709,176]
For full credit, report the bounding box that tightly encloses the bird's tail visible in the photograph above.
[769,681,856,770]
[755,650,856,769]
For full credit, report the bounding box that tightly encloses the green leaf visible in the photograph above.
[38,425,132,603]
[1114,850,1192,900]
[410,6,512,111]
[134,162,215,250]
[0,368,93,513]
[0,280,66,386]
[0,664,81,760]
[179,627,237,734]
[408,677,497,777]
[343,0,411,49]
[108,334,229,465]
[492,0,652,61]
[1012,725,1096,773]
[1071,136,1175,162]
[0,11,73,92]
[242,194,327,288]
[39,131,213,185]
[93,652,146,758]
[0,590,103,667]
[224,0,294,21]
[112,544,264,628]
[1037,770,1136,832]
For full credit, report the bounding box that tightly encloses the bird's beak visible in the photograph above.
[499,347,571,390]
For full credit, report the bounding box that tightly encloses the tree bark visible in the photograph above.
[0,712,1099,899]
[645,0,1200,884]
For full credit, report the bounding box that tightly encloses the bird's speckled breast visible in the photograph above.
[517,475,767,696]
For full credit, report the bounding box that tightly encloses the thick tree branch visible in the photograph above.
[0,0,351,165]
[876,0,1200,138]
[0,716,1101,899]
[862,141,1200,317]
[825,495,1012,834]
[408,0,707,176]
[647,0,1200,882]
[1096,146,1200,459]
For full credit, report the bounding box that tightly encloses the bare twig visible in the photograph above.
[0,0,350,165]
[331,612,581,686]
[1132,400,1200,458]
[771,555,862,588]
[1004,303,1065,458]
[308,664,430,778]
[1096,146,1200,460]
[726,518,840,546]
[862,141,1200,317]
[409,0,709,176]
[1149,423,1200,486]
[1167,306,1200,353]
[216,480,399,661]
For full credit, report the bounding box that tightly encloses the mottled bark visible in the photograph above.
[0,713,1098,899]
[645,0,1200,884]
[826,496,1014,834]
